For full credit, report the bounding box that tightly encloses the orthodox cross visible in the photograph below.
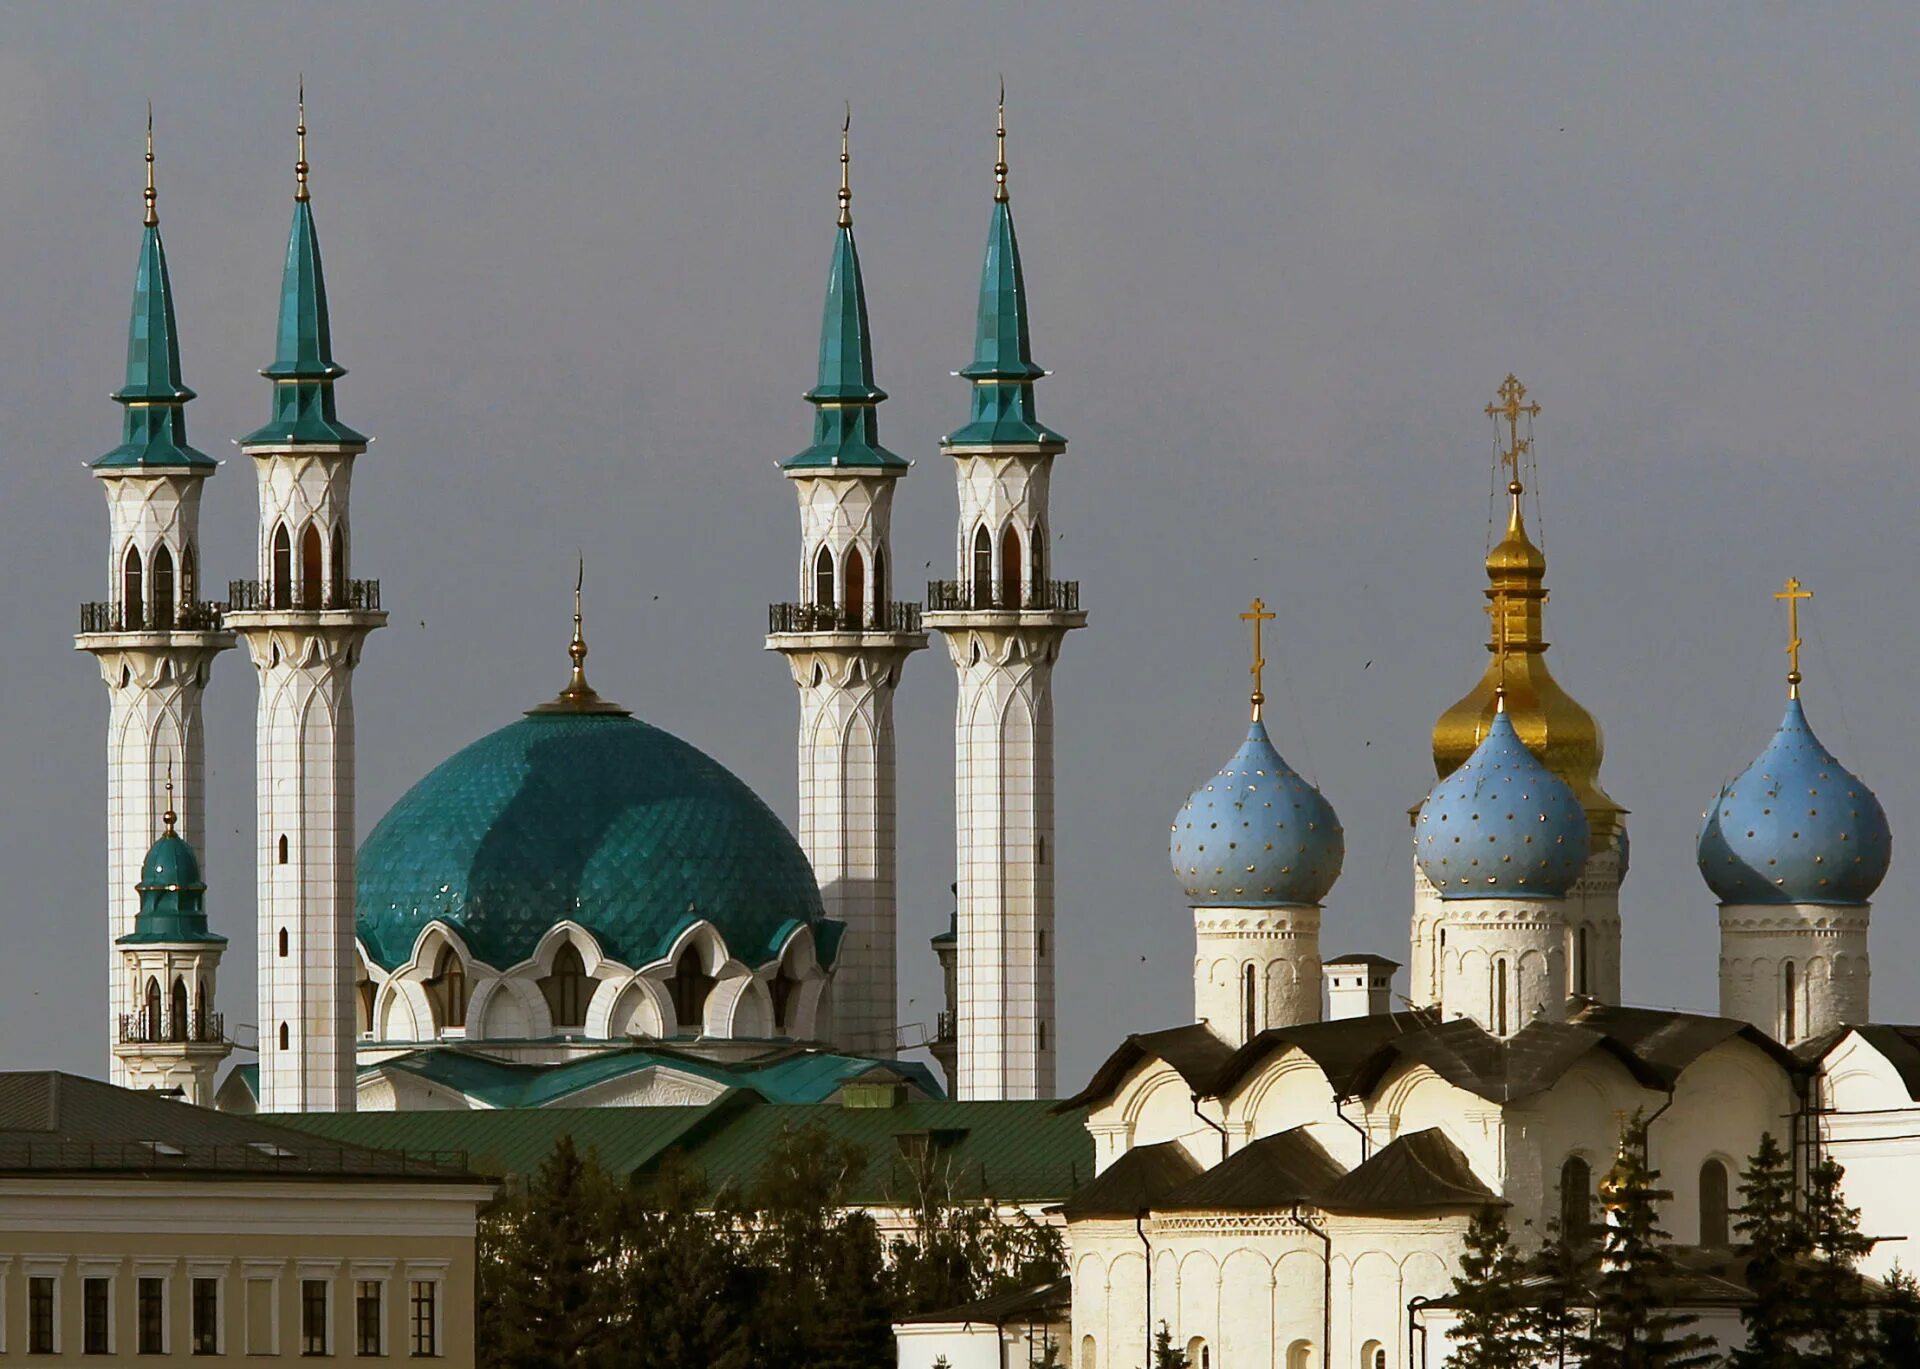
[1486,373,1541,491]
[1240,597,1276,722]
[1775,576,1812,699]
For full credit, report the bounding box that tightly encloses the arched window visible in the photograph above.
[1186,1339,1208,1369]
[356,972,375,1037]
[181,543,197,606]
[144,977,162,1039]
[972,526,994,608]
[278,835,289,865]
[1494,957,1510,1035]
[196,980,209,1031]
[278,927,288,957]
[330,525,346,606]
[669,947,715,1033]
[1700,1159,1730,1245]
[1561,1155,1592,1239]
[429,945,469,1031]
[845,545,866,628]
[271,524,292,609]
[541,944,591,1030]
[873,545,887,614]
[769,959,802,1034]
[1286,1342,1314,1369]
[300,523,323,609]
[1080,1335,1097,1369]
[1000,525,1023,609]
[170,978,189,1041]
[1038,1021,1048,1052]
[1361,1342,1386,1369]
[122,543,145,629]
[1575,925,1590,996]
[813,544,836,616]
[1031,532,1045,588]
[1783,961,1798,1042]
[151,544,175,628]
[279,1022,290,1051]
[1243,964,1257,1042]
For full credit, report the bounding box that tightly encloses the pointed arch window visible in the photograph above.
[181,543,197,607]
[196,980,210,1036]
[170,978,189,1041]
[279,1022,290,1051]
[873,545,887,614]
[300,523,323,609]
[1000,525,1023,609]
[144,976,162,1040]
[151,545,175,628]
[972,526,994,608]
[1700,1159,1730,1245]
[540,944,590,1030]
[356,971,375,1037]
[770,959,802,1035]
[814,545,835,614]
[669,947,716,1034]
[330,525,346,607]
[845,546,866,628]
[123,544,145,629]
[271,524,292,609]
[427,945,469,1031]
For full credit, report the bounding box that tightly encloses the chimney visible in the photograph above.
[1323,954,1399,1020]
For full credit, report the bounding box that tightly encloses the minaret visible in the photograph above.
[1170,601,1342,1046]
[1698,579,1889,1044]
[224,89,385,1112]
[75,111,234,1083]
[1417,376,1625,1010]
[766,113,926,1058]
[114,776,233,1106]
[923,94,1086,1100]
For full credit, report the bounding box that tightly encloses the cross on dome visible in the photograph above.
[1486,373,1540,493]
[1239,597,1275,722]
[1775,575,1812,698]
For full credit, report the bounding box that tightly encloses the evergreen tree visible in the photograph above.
[1522,1218,1591,1369]
[1874,1265,1920,1366]
[624,1153,754,1369]
[1801,1156,1876,1367]
[1734,1130,1811,1368]
[1145,1321,1189,1369]
[1447,1205,1537,1369]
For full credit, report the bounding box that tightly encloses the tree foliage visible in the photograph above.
[1447,1205,1538,1369]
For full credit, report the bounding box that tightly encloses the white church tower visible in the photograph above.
[923,98,1086,1100]
[224,96,385,1113]
[75,118,234,1082]
[767,119,926,1057]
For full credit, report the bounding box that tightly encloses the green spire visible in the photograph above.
[95,110,214,471]
[945,92,1062,449]
[783,111,906,473]
[118,786,225,946]
[241,87,367,448]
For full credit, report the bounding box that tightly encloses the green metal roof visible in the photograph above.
[241,198,367,447]
[119,827,225,946]
[93,223,215,471]
[944,198,1063,449]
[782,224,907,473]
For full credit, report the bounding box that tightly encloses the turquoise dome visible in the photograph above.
[1417,709,1590,899]
[355,710,830,973]
[141,830,202,891]
[121,825,224,946]
[1171,719,1343,906]
[1696,698,1890,906]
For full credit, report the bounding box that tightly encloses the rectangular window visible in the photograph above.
[192,1277,220,1355]
[301,1279,329,1356]
[138,1277,165,1354]
[408,1281,437,1358]
[28,1277,55,1354]
[83,1276,110,1354]
[245,1278,275,1355]
[355,1280,383,1356]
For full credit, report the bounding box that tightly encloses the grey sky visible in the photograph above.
[8,4,1920,1092]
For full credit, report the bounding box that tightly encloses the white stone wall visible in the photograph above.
[1430,897,1566,1036]
[947,450,1054,607]
[790,473,901,617]
[1719,901,1870,1045]
[248,448,357,593]
[1818,1032,1920,1278]
[1193,904,1322,1047]
[115,942,229,1106]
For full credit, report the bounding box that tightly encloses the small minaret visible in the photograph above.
[1170,601,1342,1046]
[923,94,1086,1100]
[1698,579,1889,1044]
[224,90,385,1112]
[75,112,234,1084]
[115,776,232,1106]
[766,114,927,1058]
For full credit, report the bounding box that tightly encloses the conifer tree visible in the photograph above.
[1801,1155,1875,1367]
[1145,1321,1189,1369]
[1875,1265,1920,1365]
[1733,1130,1810,1368]
[1522,1218,1590,1369]
[1447,1205,1537,1369]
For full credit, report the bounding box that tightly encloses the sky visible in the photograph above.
[7,4,1920,1094]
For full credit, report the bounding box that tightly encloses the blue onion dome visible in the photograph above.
[1417,708,1590,899]
[1696,698,1890,906]
[1171,719,1344,906]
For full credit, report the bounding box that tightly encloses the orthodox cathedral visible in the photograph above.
[70,95,1920,1368]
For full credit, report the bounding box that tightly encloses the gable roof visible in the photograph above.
[895,1278,1070,1328]
[1809,1024,1920,1099]
[1318,1128,1499,1213]
[1059,1141,1202,1219]
[1158,1126,1344,1212]
[1058,1024,1236,1111]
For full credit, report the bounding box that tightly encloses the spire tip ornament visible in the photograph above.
[1775,576,1813,699]
[294,76,309,202]
[994,77,1008,203]
[837,102,852,229]
[1239,597,1275,722]
[143,101,158,228]
[162,760,176,836]
[528,555,629,716]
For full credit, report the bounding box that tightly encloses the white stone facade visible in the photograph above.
[1718,901,1870,1045]
[114,939,230,1106]
[1193,905,1322,1046]
[1427,896,1567,1037]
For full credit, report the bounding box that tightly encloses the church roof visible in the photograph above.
[1171,719,1344,907]
[1317,1128,1498,1212]
[895,1278,1070,1328]
[1157,1127,1344,1212]
[1056,1023,1237,1110]
[1804,1024,1920,1100]
[1058,1140,1203,1219]
[1416,708,1590,899]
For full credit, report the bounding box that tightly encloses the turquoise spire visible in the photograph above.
[242,86,367,447]
[118,785,225,946]
[945,92,1062,448]
[95,110,214,471]
[783,111,906,472]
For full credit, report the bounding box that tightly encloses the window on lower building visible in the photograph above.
[138,1276,165,1354]
[192,1277,219,1355]
[356,1280,384,1356]
[301,1279,329,1356]
[1700,1158,1731,1246]
[409,1281,438,1358]
[245,1278,276,1355]
[29,1276,56,1354]
[83,1276,111,1354]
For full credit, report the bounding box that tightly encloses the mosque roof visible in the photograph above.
[1171,719,1344,906]
[119,812,224,946]
[1416,708,1590,899]
[1696,696,1890,906]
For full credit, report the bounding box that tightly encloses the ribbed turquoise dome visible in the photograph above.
[355,710,829,973]
[1416,710,1590,899]
[1171,719,1343,906]
[1696,698,1891,906]
[120,825,224,946]
[141,831,202,890]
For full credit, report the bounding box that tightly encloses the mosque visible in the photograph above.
[71,96,1920,1368]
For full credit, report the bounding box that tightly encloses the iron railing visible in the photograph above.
[768,601,923,634]
[935,1011,955,1044]
[78,601,225,633]
[227,578,381,613]
[925,579,1080,613]
[118,1009,224,1045]
[0,1139,469,1177]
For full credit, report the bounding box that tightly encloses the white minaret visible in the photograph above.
[76,119,234,1083]
[767,120,926,1057]
[922,100,1085,1100]
[224,98,385,1112]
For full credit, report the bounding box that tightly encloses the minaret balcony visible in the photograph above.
[227,578,382,614]
[117,1009,224,1045]
[926,579,1080,614]
[78,600,226,634]
[767,601,924,636]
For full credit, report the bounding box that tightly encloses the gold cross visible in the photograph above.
[1775,576,1812,698]
[1485,374,1541,490]
[1240,597,1276,721]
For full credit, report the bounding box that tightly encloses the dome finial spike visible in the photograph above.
[837,102,852,229]
[1486,372,1540,523]
[570,551,588,682]
[994,76,1008,203]
[1239,596,1275,723]
[144,101,158,228]
[295,75,309,202]
[1775,575,1812,699]
[162,757,176,836]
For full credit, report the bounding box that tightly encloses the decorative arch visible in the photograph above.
[122,543,144,628]
[972,524,994,607]
[1000,525,1023,608]
[271,523,292,608]
[144,976,162,1037]
[1561,1153,1594,1239]
[1699,1157,1731,1245]
[330,524,346,605]
[300,523,323,609]
[150,544,175,628]
[170,977,189,1041]
[426,942,469,1031]
[541,943,592,1030]
[844,545,866,627]
[814,544,835,612]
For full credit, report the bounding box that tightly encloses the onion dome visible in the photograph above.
[1417,706,1590,899]
[1696,698,1890,906]
[120,801,224,946]
[1171,720,1343,907]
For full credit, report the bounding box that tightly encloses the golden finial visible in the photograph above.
[569,552,588,681]
[1486,373,1541,497]
[295,76,309,202]
[994,77,1008,203]
[162,760,176,836]
[1775,576,1813,699]
[1239,597,1276,722]
[144,102,158,228]
[527,556,629,716]
[838,103,852,229]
